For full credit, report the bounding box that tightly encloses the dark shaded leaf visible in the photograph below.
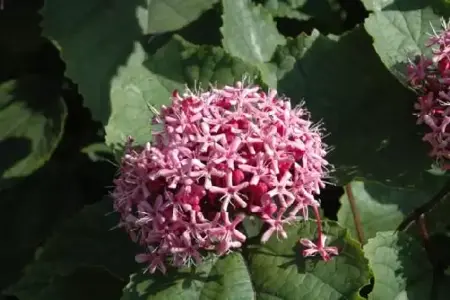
[0,75,66,189]
[5,199,139,300]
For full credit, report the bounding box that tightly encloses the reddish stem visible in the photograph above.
[344,184,364,245]
[312,205,323,241]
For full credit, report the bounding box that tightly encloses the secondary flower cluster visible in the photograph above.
[407,19,450,169]
[111,81,337,274]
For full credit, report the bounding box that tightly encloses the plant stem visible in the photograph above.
[418,213,430,241]
[312,205,323,241]
[344,184,364,245]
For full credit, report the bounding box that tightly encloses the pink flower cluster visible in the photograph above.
[407,19,450,169]
[111,81,337,274]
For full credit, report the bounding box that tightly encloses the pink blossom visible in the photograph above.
[407,19,450,169]
[261,207,296,243]
[300,235,339,262]
[111,81,333,273]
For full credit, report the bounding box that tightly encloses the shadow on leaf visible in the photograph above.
[0,138,32,189]
[131,268,221,296]
[0,75,66,190]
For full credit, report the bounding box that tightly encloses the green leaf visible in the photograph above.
[363,231,433,300]
[267,27,437,189]
[81,142,114,162]
[143,35,261,91]
[263,0,311,20]
[121,220,370,300]
[0,76,67,189]
[247,220,370,299]
[337,180,443,244]
[363,0,441,85]
[361,0,428,11]
[121,253,254,300]
[263,0,345,33]
[5,199,139,300]
[221,0,285,66]
[104,40,177,149]
[147,0,219,34]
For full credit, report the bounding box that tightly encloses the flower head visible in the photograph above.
[111,80,333,273]
[407,19,450,169]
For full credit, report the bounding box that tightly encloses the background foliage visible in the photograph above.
[3,0,450,299]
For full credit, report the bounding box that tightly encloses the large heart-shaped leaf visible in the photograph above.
[337,180,446,244]
[362,0,441,86]
[5,199,139,300]
[221,0,285,66]
[265,26,435,189]
[0,76,67,189]
[147,0,219,34]
[364,231,434,299]
[121,220,370,300]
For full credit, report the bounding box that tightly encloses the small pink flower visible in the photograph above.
[135,251,167,274]
[209,212,246,255]
[300,235,339,262]
[261,207,296,243]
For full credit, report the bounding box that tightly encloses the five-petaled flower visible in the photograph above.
[111,80,335,274]
[300,235,339,262]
